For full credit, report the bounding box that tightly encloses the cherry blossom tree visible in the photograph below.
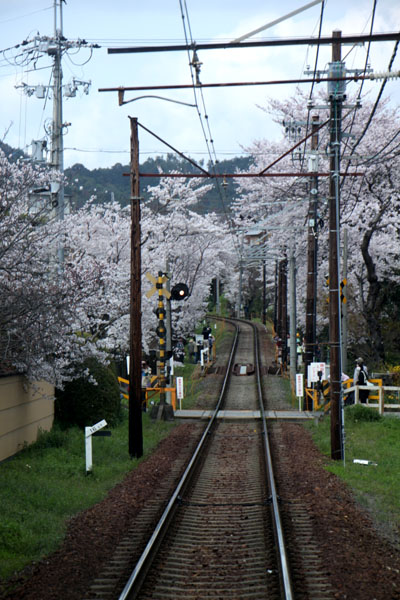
[0,149,235,386]
[143,175,234,342]
[231,89,400,363]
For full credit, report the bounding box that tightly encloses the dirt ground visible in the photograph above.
[1,326,400,600]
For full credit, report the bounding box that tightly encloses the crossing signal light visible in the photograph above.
[170,283,189,301]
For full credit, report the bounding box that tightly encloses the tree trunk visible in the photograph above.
[360,228,385,362]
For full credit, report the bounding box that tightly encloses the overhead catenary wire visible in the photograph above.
[338,0,378,209]
[178,0,240,255]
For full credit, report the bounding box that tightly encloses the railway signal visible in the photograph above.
[146,271,174,420]
[170,282,189,301]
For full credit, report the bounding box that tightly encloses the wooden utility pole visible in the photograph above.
[262,261,267,326]
[129,117,143,458]
[329,31,344,460]
[280,258,288,370]
[304,115,319,408]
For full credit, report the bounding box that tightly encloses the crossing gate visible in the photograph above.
[307,377,383,412]
[118,376,177,410]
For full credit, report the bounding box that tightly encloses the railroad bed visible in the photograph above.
[83,319,335,600]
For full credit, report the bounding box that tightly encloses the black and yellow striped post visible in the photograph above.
[146,271,172,420]
[156,271,168,404]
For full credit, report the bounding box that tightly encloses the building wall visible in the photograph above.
[0,376,54,462]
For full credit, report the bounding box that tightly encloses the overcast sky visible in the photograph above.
[0,0,399,170]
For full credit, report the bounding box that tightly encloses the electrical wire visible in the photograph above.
[178,0,240,254]
[0,5,53,26]
[65,46,94,67]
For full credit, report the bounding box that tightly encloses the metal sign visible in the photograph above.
[145,272,171,299]
[296,373,304,412]
[296,373,304,397]
[176,376,184,409]
[86,419,107,437]
[308,362,326,383]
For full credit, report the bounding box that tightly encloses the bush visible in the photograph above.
[33,426,67,449]
[55,358,121,428]
[345,404,382,423]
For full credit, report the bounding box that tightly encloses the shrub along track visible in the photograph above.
[1,321,400,600]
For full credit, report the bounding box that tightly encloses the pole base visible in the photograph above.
[150,403,175,421]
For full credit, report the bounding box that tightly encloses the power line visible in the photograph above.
[107,32,400,54]
[177,0,240,254]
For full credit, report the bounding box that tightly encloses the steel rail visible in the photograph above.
[119,317,293,599]
[253,321,294,600]
[118,321,239,600]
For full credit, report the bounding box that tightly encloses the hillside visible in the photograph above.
[65,154,252,214]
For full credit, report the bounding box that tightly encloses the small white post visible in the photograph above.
[379,386,384,415]
[200,348,208,368]
[355,386,359,404]
[85,429,93,473]
[296,373,304,411]
[85,419,107,474]
[176,376,184,410]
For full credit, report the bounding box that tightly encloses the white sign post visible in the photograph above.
[200,347,209,367]
[296,374,304,411]
[85,419,107,474]
[176,376,184,409]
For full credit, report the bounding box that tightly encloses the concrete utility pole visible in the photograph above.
[329,31,344,461]
[15,0,95,261]
[304,115,320,407]
[129,117,143,458]
[51,0,65,265]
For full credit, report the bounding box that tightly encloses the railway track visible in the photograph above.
[83,318,335,600]
[118,319,292,600]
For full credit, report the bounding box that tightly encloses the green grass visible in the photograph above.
[0,321,231,582]
[306,406,400,541]
[0,413,175,580]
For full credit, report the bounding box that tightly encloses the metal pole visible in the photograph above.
[238,232,244,318]
[304,115,319,407]
[129,117,143,458]
[165,260,172,404]
[273,260,278,334]
[216,276,221,315]
[329,31,343,460]
[289,249,297,387]
[341,229,348,375]
[277,261,283,339]
[262,261,267,325]
[157,272,167,408]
